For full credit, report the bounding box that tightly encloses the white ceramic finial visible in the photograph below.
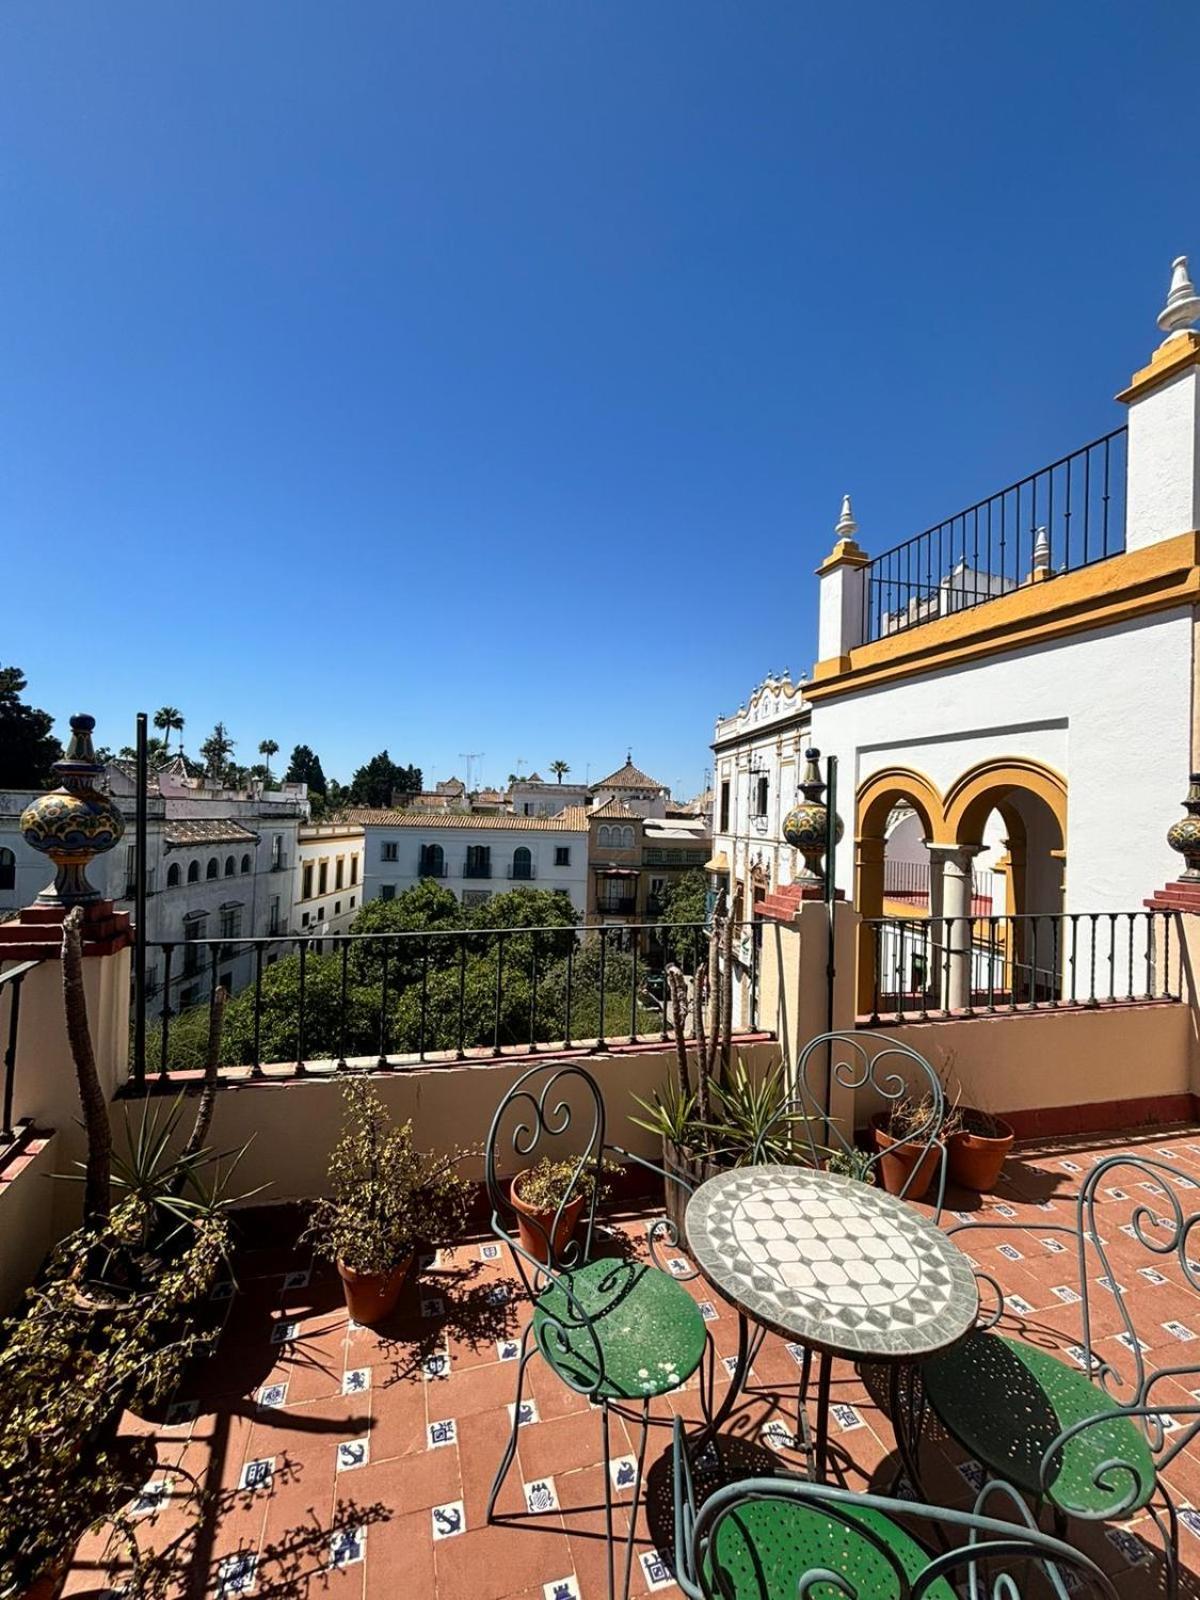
[1032,525,1050,572]
[835,494,858,539]
[1157,256,1200,342]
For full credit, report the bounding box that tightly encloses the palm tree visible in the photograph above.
[549,759,571,784]
[199,722,235,782]
[154,706,184,757]
[259,738,279,782]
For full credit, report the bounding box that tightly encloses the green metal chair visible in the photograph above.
[671,1416,1116,1599]
[485,1061,712,1600]
[910,1152,1200,1597]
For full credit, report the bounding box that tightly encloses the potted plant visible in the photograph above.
[948,1104,1016,1192]
[305,1077,473,1325]
[0,1200,227,1600]
[871,1094,959,1200]
[509,1155,616,1266]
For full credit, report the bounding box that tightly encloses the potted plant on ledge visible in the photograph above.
[305,1076,474,1325]
[871,1093,960,1200]
[510,1156,616,1266]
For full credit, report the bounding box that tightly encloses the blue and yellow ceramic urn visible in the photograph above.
[1167,773,1200,882]
[782,748,843,889]
[21,714,124,905]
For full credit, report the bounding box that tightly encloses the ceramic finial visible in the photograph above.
[1157,256,1200,342]
[835,494,858,538]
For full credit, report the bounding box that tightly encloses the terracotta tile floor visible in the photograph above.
[63,1125,1200,1598]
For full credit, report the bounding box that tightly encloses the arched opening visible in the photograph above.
[0,847,14,892]
[206,859,219,880]
[187,861,200,884]
[224,855,236,878]
[512,846,533,881]
[855,770,943,1015]
[598,825,611,849]
[167,862,182,888]
[240,853,251,874]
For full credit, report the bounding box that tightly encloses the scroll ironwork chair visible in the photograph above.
[907,1152,1200,1598]
[485,1061,712,1600]
[671,1415,1116,1600]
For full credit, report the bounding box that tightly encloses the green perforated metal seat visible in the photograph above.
[533,1257,707,1402]
[702,1497,957,1600]
[922,1331,1156,1517]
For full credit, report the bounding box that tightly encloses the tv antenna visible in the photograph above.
[458,752,484,792]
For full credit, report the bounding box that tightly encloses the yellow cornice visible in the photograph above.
[1117,331,1200,405]
[805,530,1200,703]
[816,537,870,576]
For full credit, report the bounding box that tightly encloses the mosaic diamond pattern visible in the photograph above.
[685,1165,978,1359]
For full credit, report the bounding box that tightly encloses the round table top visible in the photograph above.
[684,1164,979,1361]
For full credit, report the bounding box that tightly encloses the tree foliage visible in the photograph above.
[285,743,327,796]
[348,750,422,807]
[0,664,61,788]
[658,868,710,966]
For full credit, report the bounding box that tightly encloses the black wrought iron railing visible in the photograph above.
[131,920,762,1086]
[861,910,1179,1024]
[463,862,492,880]
[507,864,536,880]
[864,429,1127,642]
[1,959,41,1158]
[418,859,449,878]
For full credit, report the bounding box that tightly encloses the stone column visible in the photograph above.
[930,845,982,1012]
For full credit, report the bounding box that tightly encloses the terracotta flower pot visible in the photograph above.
[948,1114,1015,1192]
[19,1560,67,1600]
[871,1116,941,1201]
[337,1254,412,1325]
[662,1141,729,1243]
[510,1174,585,1267]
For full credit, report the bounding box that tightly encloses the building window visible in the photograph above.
[719,780,731,833]
[206,859,219,880]
[754,775,769,819]
[318,861,328,896]
[511,846,533,881]
[350,895,356,908]
[187,860,200,884]
[334,900,341,915]
[224,855,236,877]
[220,906,242,942]
[420,843,445,878]
[597,876,635,913]
[271,834,283,870]
[380,884,396,901]
[381,841,399,863]
[0,847,13,892]
[464,845,491,879]
[268,895,281,935]
[241,853,251,874]
[350,857,359,885]
[183,914,208,976]
[166,862,181,888]
[554,846,570,867]
[335,857,344,890]
[302,911,310,927]
[302,863,314,900]
[181,985,200,1009]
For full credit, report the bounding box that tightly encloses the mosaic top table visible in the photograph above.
[685,1163,979,1479]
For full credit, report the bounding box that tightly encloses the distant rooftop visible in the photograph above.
[162,819,260,849]
[591,754,666,793]
[337,806,589,831]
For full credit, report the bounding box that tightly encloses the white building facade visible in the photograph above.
[354,807,590,918]
[294,818,366,935]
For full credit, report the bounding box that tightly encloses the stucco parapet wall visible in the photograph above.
[0,900,133,962]
[1116,330,1200,405]
[806,529,1200,702]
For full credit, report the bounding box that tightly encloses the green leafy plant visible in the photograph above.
[704,1054,817,1166]
[0,1200,227,1595]
[303,1076,474,1276]
[513,1154,618,1213]
[826,1146,875,1183]
[629,1077,703,1156]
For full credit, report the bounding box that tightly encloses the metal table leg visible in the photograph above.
[812,1349,833,1483]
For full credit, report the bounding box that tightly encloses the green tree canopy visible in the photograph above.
[285,743,327,796]
[658,868,710,967]
[0,665,62,789]
[347,750,423,808]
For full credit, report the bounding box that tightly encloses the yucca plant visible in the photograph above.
[703,1054,822,1167]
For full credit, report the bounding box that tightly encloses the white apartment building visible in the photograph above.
[294,817,366,934]
[0,757,308,1009]
[589,756,670,819]
[509,777,590,817]
[353,807,590,917]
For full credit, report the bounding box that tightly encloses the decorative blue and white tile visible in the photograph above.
[422,1346,452,1381]
[1105,1188,1130,1201]
[1169,1173,1197,1190]
[480,1243,502,1262]
[996,1244,1022,1262]
[641,1550,675,1592]
[523,1476,559,1514]
[1095,1275,1125,1296]
[282,1268,311,1291]
[1114,1331,1149,1355]
[508,1397,540,1428]
[496,1337,521,1362]
[1005,1295,1034,1316]
[431,1501,466,1541]
[342,1366,371,1395]
[336,1437,370,1472]
[1062,1344,1092,1369]
[421,1296,445,1319]
[485,1283,511,1306]
[270,1319,299,1346]
[721,1354,755,1380]
[697,1300,719,1321]
[1036,1200,1055,1213]
[165,1398,199,1427]
[543,1579,581,1600]
[1181,1505,1200,1540]
[784,1342,807,1367]
[130,1478,173,1518]
[419,1250,443,1271]
[956,1460,985,1491]
[666,1257,691,1277]
[1164,1321,1197,1343]
[1051,1285,1081,1305]
[1138,1182,1166,1197]
[609,1455,639,1493]
[991,1204,1017,1219]
[239,1457,275,1493]
[831,1403,865,1433]
[216,1552,257,1596]
[1041,1238,1067,1254]
[1060,1161,1082,1174]
[761,1419,802,1452]
[330,1525,366,1568]
[1105,1527,1150,1567]
[951,1211,972,1224]
[427,1418,457,1450]
[1138,1267,1168,1286]
[257,1382,288,1409]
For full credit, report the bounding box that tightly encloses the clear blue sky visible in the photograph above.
[1,4,1193,796]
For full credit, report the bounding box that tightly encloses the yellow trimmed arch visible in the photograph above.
[943,757,1067,851]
